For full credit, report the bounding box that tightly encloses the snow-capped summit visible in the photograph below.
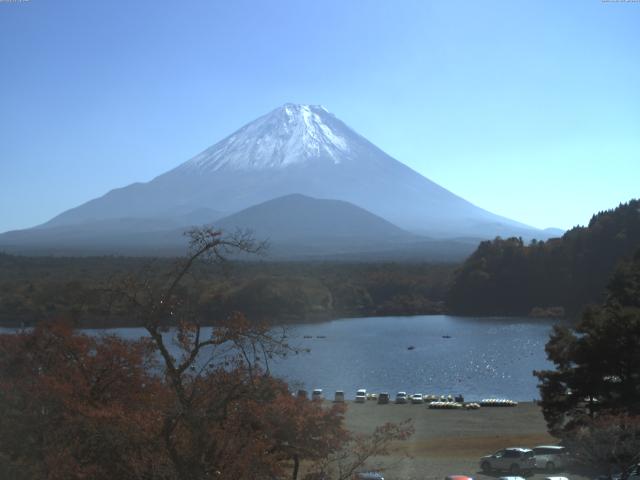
[180,104,352,172]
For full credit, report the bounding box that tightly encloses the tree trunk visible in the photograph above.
[292,453,299,480]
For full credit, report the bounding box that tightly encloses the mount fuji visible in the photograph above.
[0,104,557,258]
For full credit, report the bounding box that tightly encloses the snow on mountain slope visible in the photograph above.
[181,104,350,172]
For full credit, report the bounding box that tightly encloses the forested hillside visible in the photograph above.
[447,199,640,317]
[0,255,454,327]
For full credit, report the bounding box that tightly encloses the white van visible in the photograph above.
[355,389,367,403]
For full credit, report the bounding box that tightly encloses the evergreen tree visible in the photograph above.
[448,199,640,316]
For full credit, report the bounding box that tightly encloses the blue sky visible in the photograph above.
[1,0,638,233]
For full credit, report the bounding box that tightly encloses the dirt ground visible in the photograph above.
[341,401,588,480]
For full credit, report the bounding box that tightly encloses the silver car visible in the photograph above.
[395,391,408,404]
[532,445,570,471]
[480,448,536,474]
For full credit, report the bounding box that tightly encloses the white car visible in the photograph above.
[532,445,570,471]
[311,388,323,400]
[355,389,367,403]
[395,391,408,404]
[410,393,423,404]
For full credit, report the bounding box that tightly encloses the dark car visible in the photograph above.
[377,392,390,404]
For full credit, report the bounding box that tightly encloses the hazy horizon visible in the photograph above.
[1,1,639,233]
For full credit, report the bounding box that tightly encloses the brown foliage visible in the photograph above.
[0,318,351,480]
[0,320,167,479]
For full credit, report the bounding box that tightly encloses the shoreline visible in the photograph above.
[341,400,590,480]
[0,310,568,330]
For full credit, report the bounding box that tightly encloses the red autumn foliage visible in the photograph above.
[0,319,167,479]
[0,319,355,480]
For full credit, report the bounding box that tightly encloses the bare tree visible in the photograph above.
[565,414,640,477]
[104,226,413,480]
[304,420,414,480]
[110,227,295,479]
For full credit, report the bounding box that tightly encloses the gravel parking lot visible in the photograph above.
[341,401,588,480]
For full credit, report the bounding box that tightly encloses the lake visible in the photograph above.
[269,315,558,401]
[1,315,560,401]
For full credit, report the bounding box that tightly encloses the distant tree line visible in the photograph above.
[0,254,455,327]
[447,199,640,317]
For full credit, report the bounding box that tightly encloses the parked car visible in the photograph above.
[480,448,536,474]
[297,389,308,399]
[410,393,424,404]
[377,392,390,404]
[312,389,323,400]
[532,445,570,471]
[355,389,367,403]
[334,390,345,402]
[395,391,408,404]
[354,471,384,480]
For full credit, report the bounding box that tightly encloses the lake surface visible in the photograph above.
[269,315,558,401]
[2,315,560,401]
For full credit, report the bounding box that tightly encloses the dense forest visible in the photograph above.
[447,199,640,317]
[0,255,455,327]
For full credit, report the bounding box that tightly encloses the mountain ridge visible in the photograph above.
[1,103,562,257]
[215,193,413,240]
